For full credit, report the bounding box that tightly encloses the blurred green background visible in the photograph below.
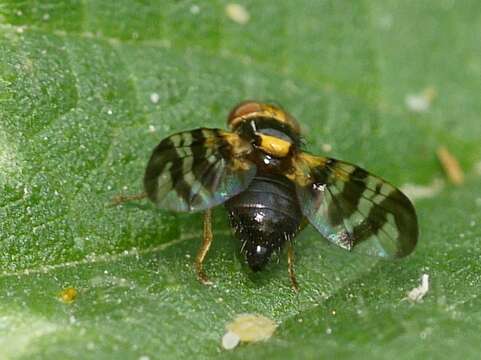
[0,1,480,359]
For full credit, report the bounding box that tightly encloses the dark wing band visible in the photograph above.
[144,128,256,212]
[289,153,418,258]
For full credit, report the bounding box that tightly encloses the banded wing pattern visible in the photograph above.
[290,153,418,258]
[144,128,256,212]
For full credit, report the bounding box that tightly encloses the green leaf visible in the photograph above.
[1,1,480,359]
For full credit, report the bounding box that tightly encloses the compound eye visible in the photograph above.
[227,101,262,128]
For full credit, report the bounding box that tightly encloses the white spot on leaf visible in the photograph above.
[405,274,430,303]
[190,5,200,14]
[225,4,250,25]
[321,143,332,153]
[405,87,437,112]
[150,92,160,104]
[401,179,444,201]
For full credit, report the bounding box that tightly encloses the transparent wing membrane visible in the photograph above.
[291,153,418,258]
[144,128,256,212]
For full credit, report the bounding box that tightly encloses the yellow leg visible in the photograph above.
[195,209,213,286]
[287,242,299,293]
[110,192,147,207]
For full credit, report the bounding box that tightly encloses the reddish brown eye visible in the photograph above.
[227,101,263,127]
[227,100,301,136]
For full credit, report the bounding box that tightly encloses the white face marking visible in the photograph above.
[250,120,257,132]
[263,155,272,165]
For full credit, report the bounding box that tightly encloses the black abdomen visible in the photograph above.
[225,172,303,271]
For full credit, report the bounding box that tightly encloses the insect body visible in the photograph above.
[137,101,418,291]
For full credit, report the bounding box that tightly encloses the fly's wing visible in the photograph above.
[144,128,256,212]
[289,153,418,258]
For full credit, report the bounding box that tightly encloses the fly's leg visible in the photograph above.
[287,242,299,292]
[195,208,214,285]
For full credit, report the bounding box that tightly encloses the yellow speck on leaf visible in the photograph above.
[58,287,78,304]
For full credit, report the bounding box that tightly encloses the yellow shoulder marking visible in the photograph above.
[286,152,329,186]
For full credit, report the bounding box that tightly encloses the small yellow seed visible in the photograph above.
[222,313,277,350]
[436,146,464,185]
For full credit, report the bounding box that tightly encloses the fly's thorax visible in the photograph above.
[230,119,299,175]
